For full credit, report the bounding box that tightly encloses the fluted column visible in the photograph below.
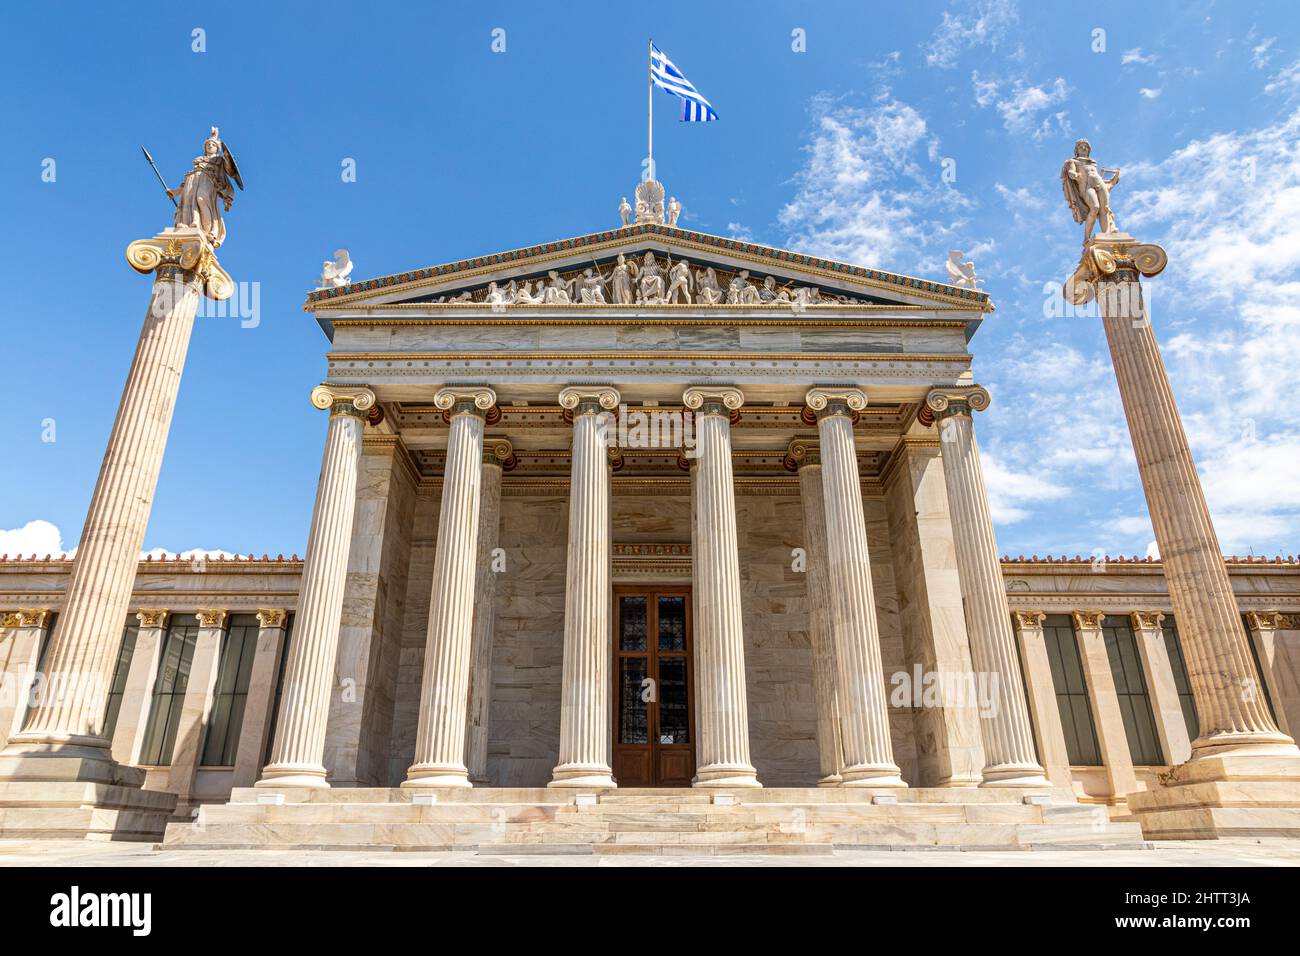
[787,439,844,785]
[1088,241,1295,761]
[550,388,619,787]
[465,438,513,784]
[404,387,496,788]
[684,387,760,788]
[256,384,375,788]
[807,388,904,787]
[927,386,1048,787]
[1,233,231,781]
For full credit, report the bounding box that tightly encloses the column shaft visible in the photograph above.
[1011,611,1073,787]
[110,611,168,766]
[1132,611,1193,765]
[465,442,509,784]
[231,610,288,788]
[550,390,618,787]
[258,386,373,787]
[686,388,759,788]
[1074,611,1138,800]
[0,610,52,746]
[404,388,494,787]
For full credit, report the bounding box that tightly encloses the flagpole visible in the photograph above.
[647,37,653,176]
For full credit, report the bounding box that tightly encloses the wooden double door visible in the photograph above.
[612,587,695,787]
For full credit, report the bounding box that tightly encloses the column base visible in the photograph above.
[0,733,131,786]
[1189,730,1299,760]
[817,773,843,787]
[692,764,762,789]
[403,763,473,789]
[1128,753,1300,840]
[548,764,616,788]
[839,763,907,788]
[980,763,1052,788]
[256,764,331,789]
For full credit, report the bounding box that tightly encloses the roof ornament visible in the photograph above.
[318,249,353,288]
[634,178,666,225]
[945,251,984,290]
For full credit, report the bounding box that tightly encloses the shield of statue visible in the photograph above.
[222,142,245,191]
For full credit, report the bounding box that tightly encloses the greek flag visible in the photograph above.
[651,42,718,122]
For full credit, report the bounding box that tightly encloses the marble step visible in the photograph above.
[0,781,177,842]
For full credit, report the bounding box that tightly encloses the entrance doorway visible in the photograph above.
[612,587,695,787]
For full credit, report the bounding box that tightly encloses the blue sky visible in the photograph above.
[3,0,1298,560]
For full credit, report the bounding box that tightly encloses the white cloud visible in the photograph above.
[1121,48,1157,66]
[1251,36,1276,70]
[0,520,66,558]
[972,74,1070,140]
[1139,87,1163,99]
[981,454,1070,524]
[925,0,1020,69]
[726,222,754,242]
[1264,58,1300,97]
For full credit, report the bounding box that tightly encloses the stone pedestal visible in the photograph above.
[550,390,619,788]
[404,387,496,788]
[1072,233,1300,835]
[788,441,845,786]
[927,387,1049,788]
[685,387,760,788]
[466,439,512,784]
[807,388,904,788]
[257,385,375,788]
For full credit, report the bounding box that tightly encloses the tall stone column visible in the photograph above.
[926,386,1048,787]
[1131,611,1193,765]
[550,388,619,788]
[0,609,52,745]
[0,228,232,785]
[1078,236,1296,763]
[684,387,760,788]
[786,439,844,786]
[465,438,513,784]
[257,384,376,788]
[404,387,496,788]
[1010,610,1073,787]
[806,388,904,788]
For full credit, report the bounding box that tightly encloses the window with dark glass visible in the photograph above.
[201,614,260,766]
[101,621,139,740]
[262,614,294,766]
[1042,614,1102,765]
[139,619,200,766]
[1102,618,1164,765]
[1159,614,1200,741]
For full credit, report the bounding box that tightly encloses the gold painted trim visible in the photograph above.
[328,350,972,364]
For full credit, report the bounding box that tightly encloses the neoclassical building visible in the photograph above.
[2,184,1298,852]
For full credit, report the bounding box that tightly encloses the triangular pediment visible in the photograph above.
[304,224,990,313]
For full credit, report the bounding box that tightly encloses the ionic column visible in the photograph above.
[786,439,844,786]
[231,609,288,788]
[1073,611,1138,798]
[0,609,53,745]
[1131,611,1193,765]
[927,386,1049,787]
[685,387,759,788]
[1010,610,1072,787]
[1088,239,1295,760]
[1,231,231,782]
[550,388,619,788]
[257,384,375,788]
[111,610,169,766]
[404,386,496,788]
[465,438,513,784]
[806,388,904,787]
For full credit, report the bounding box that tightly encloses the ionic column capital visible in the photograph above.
[135,608,170,628]
[126,229,234,301]
[1245,610,1283,632]
[558,386,621,416]
[311,384,377,419]
[1131,610,1166,632]
[482,437,516,469]
[783,437,821,471]
[926,385,991,419]
[433,386,496,419]
[1011,609,1048,631]
[1,609,52,628]
[683,386,744,416]
[256,608,288,629]
[1072,610,1107,631]
[806,387,866,420]
[195,608,228,629]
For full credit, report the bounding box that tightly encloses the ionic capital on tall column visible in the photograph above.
[255,608,288,630]
[551,385,620,788]
[126,228,234,301]
[787,438,845,786]
[683,386,743,417]
[257,383,374,788]
[805,388,904,787]
[404,385,495,788]
[928,384,1049,787]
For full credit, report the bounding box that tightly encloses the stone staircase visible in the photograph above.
[162,787,1148,854]
[0,758,178,842]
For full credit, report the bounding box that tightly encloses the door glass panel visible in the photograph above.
[619,658,649,744]
[658,657,689,744]
[619,597,648,651]
[657,596,686,652]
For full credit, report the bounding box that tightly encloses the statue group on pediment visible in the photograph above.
[425,252,854,307]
